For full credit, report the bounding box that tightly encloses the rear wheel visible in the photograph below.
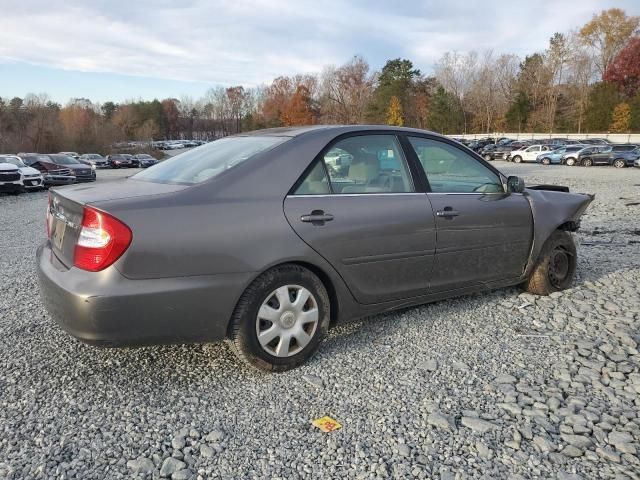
[565,157,576,166]
[613,159,626,169]
[513,155,522,164]
[227,265,330,371]
[582,158,593,167]
[541,157,551,165]
[484,154,492,161]
[524,230,577,295]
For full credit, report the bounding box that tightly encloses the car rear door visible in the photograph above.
[284,133,437,304]
[405,136,533,292]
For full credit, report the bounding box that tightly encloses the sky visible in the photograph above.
[1,0,639,104]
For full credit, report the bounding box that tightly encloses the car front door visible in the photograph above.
[406,136,533,293]
[524,146,541,161]
[284,134,437,304]
[594,146,612,165]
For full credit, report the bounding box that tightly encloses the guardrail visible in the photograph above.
[449,133,640,143]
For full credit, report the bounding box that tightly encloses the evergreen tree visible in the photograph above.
[585,82,620,132]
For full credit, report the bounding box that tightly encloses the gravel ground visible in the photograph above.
[0,164,639,479]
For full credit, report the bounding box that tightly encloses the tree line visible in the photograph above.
[1,8,639,154]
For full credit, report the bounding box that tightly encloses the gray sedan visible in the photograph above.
[37,126,593,371]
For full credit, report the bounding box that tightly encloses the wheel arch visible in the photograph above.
[225,259,345,337]
[522,189,594,277]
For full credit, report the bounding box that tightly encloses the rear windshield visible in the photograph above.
[133,136,288,185]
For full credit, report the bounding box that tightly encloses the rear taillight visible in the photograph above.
[73,206,132,272]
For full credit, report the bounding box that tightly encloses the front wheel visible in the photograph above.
[565,157,576,166]
[541,157,551,165]
[524,230,577,295]
[513,156,522,164]
[227,265,330,371]
[613,159,626,169]
[484,154,492,161]
[582,158,593,167]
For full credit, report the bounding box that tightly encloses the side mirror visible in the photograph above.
[507,175,525,193]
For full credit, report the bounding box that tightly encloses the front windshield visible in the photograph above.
[0,156,26,167]
[133,135,288,185]
[49,155,79,165]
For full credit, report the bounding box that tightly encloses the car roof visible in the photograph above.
[239,125,440,138]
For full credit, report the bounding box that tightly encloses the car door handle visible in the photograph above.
[301,211,334,224]
[436,209,460,218]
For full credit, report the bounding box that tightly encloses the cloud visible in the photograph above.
[0,0,638,88]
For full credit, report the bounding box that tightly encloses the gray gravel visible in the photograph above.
[1,164,639,479]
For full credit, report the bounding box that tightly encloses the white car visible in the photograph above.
[0,155,44,191]
[507,145,552,163]
[0,161,24,194]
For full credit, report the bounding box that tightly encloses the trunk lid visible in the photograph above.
[48,179,188,267]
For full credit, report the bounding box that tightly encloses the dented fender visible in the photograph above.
[523,188,594,276]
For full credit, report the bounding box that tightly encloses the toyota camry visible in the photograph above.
[37,126,594,371]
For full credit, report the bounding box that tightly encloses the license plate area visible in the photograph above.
[52,219,66,251]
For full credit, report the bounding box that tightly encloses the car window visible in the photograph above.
[317,135,413,194]
[408,137,504,194]
[133,136,288,185]
[294,161,331,195]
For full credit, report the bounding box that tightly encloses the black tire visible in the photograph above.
[524,230,577,295]
[513,155,522,164]
[582,158,593,167]
[484,154,492,161]
[227,264,330,372]
[541,157,551,165]
[613,159,626,169]
[565,157,576,166]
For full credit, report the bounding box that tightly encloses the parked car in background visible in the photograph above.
[133,154,160,168]
[611,144,638,152]
[0,155,44,190]
[37,126,594,371]
[506,144,552,163]
[79,154,108,168]
[635,157,640,168]
[121,154,137,167]
[21,154,76,186]
[0,160,23,194]
[480,143,516,161]
[45,154,96,182]
[106,154,133,168]
[578,145,640,168]
[59,151,80,159]
[159,142,184,150]
[560,146,590,166]
[536,145,584,165]
[578,138,609,145]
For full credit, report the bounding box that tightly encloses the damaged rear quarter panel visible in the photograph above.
[523,188,595,275]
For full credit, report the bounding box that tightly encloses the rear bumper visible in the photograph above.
[36,243,253,347]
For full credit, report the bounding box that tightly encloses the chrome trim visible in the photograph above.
[287,192,424,198]
[426,192,512,195]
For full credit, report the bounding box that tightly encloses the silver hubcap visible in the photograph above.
[256,285,319,357]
